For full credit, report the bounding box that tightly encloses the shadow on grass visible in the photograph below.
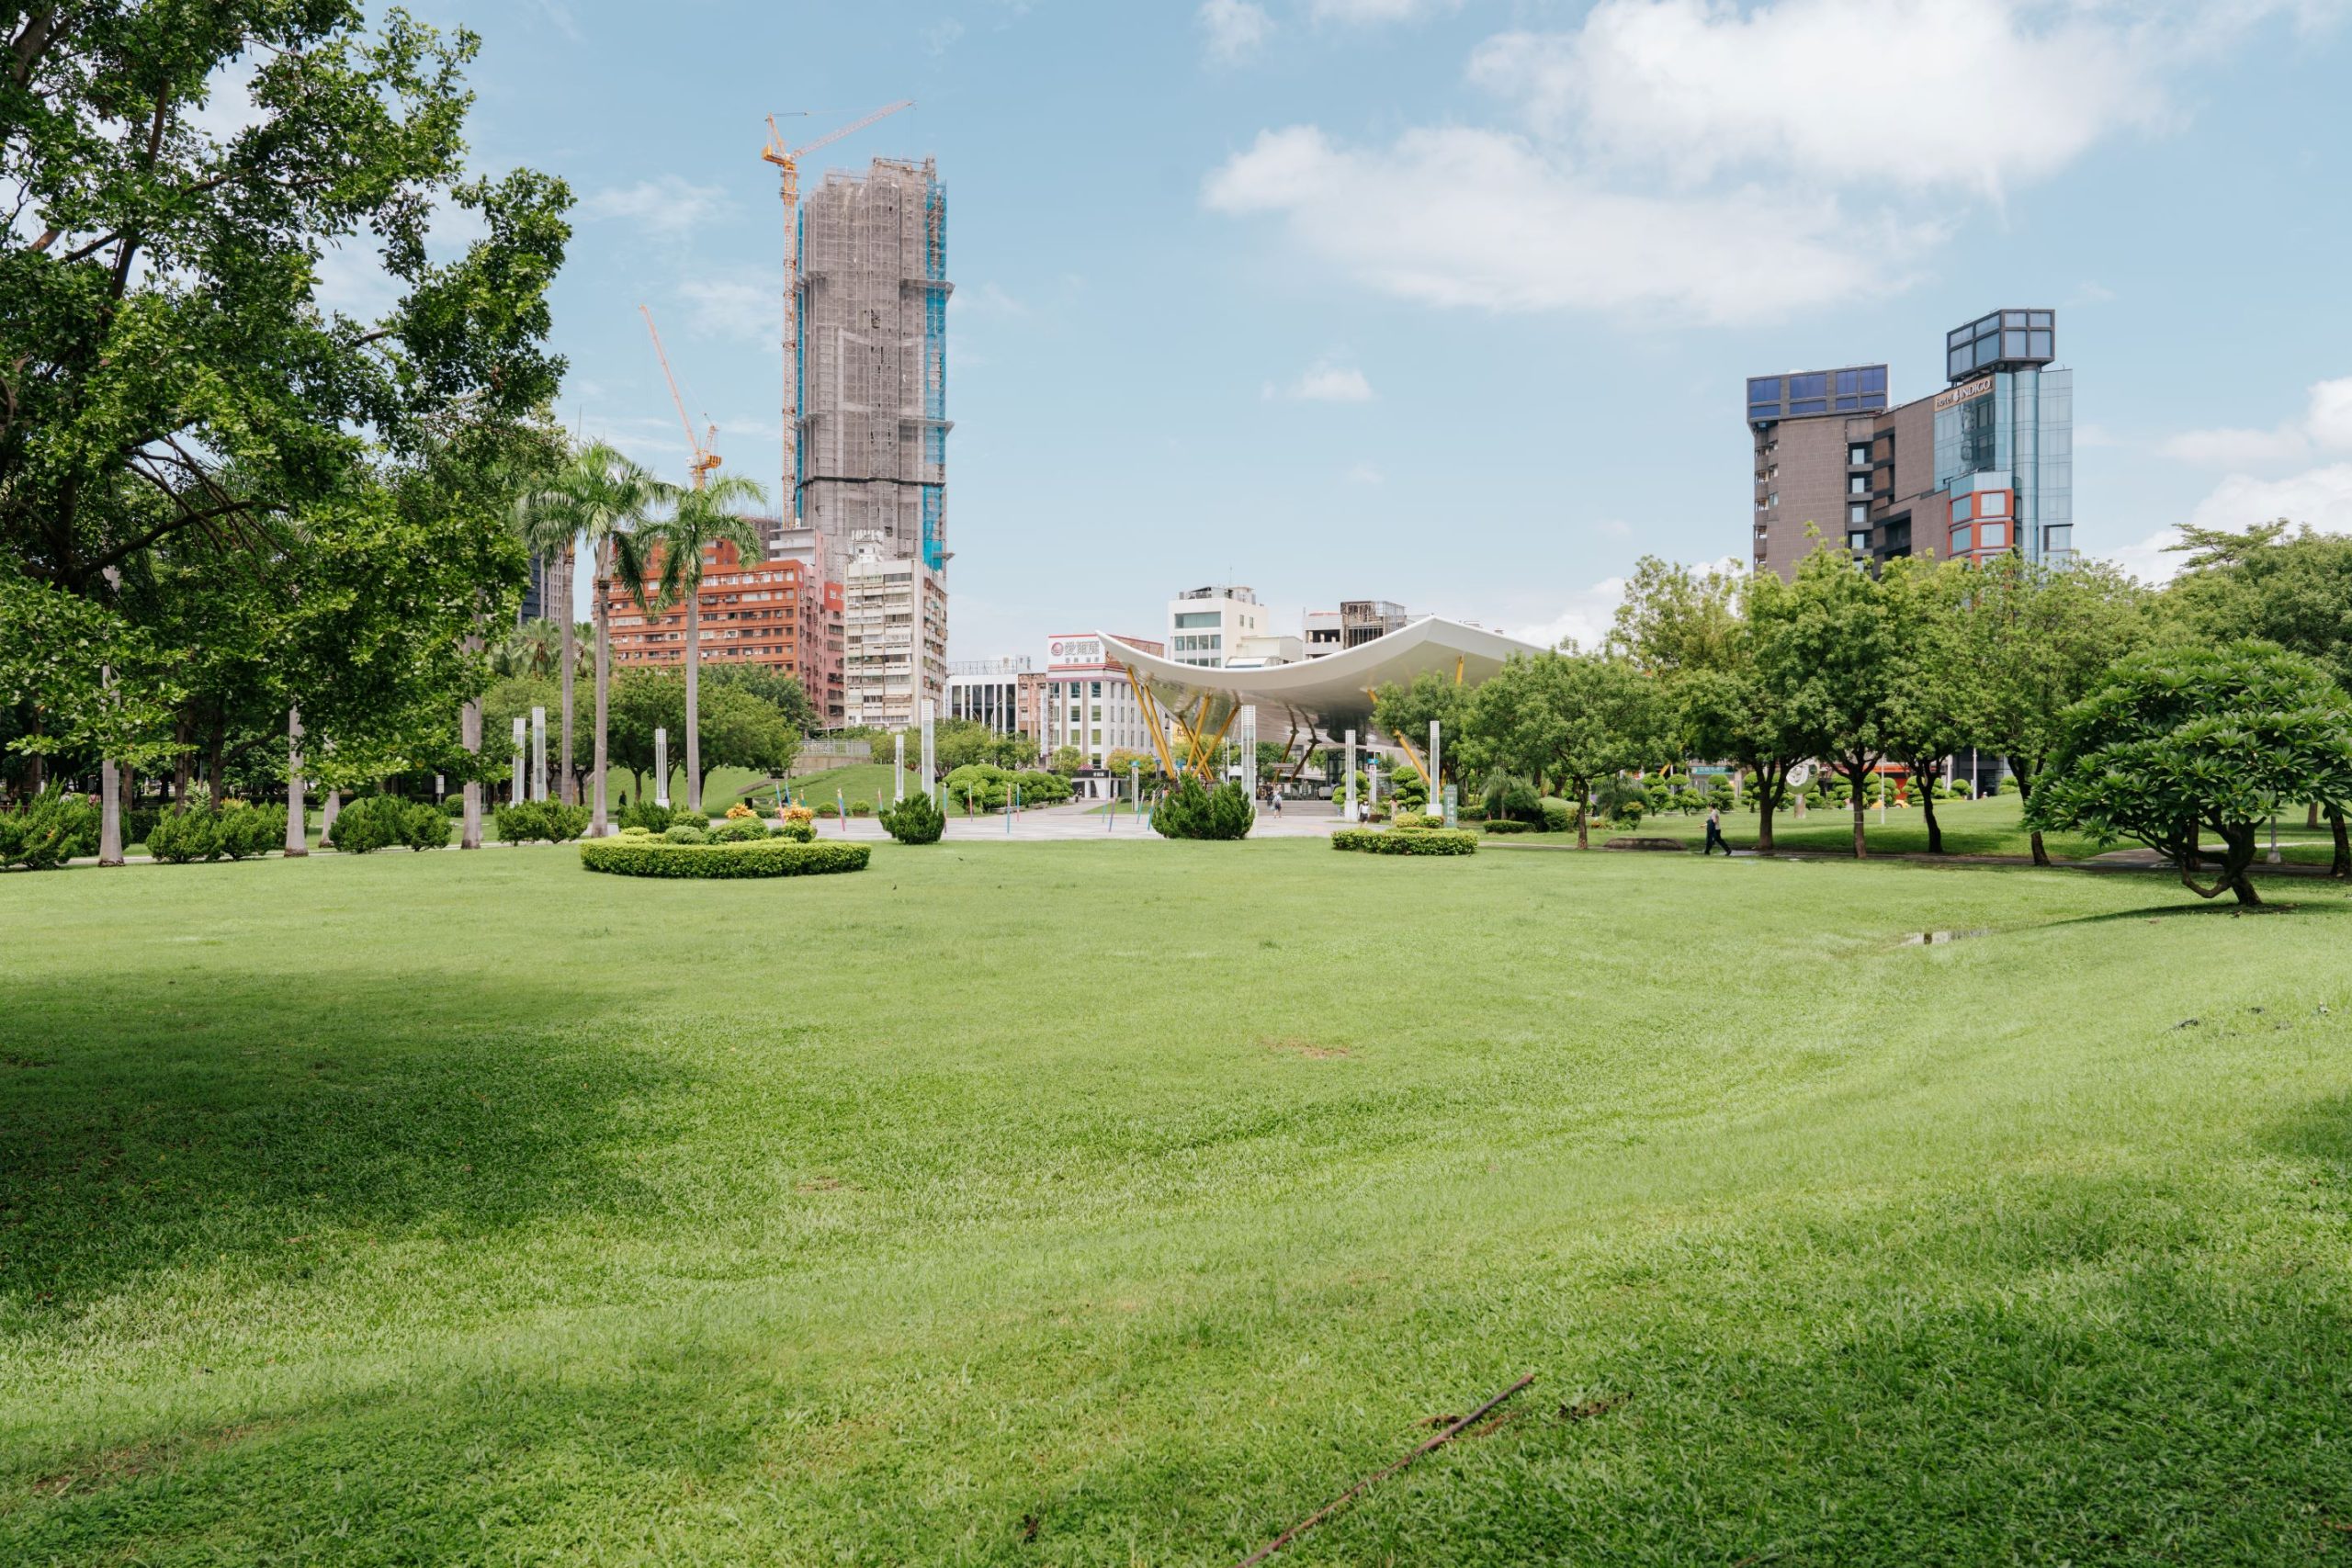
[0,971,682,1317]
[2041,897,2352,930]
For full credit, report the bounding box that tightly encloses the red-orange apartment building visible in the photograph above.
[603,541,842,724]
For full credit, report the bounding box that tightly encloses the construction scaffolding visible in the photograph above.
[799,157,953,579]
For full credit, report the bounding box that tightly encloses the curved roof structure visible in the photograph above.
[1098,617,1544,753]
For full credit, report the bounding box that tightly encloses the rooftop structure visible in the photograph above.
[1167,584,1265,669]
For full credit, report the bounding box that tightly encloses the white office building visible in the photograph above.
[842,541,948,728]
[1166,584,1265,669]
[1038,634,1165,768]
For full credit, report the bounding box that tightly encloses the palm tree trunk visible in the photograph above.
[99,758,123,864]
[559,542,578,804]
[2330,805,2349,879]
[684,588,703,816]
[284,705,308,857]
[591,544,613,838]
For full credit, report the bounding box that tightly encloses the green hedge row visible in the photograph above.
[495,801,592,844]
[1331,828,1480,856]
[1481,819,1534,835]
[578,839,870,879]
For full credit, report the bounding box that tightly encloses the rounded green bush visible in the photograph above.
[663,824,709,844]
[711,818,767,843]
[578,840,870,879]
[1331,828,1479,856]
[879,790,944,844]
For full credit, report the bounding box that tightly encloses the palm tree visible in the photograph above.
[639,473,768,816]
[514,442,673,837]
[498,617,563,680]
[513,497,582,803]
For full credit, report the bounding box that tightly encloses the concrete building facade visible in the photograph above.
[603,542,837,719]
[841,542,947,729]
[1037,634,1165,767]
[1166,585,1265,669]
[946,656,1031,735]
[1747,311,2072,578]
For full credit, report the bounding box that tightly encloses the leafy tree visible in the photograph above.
[1613,555,1805,852]
[1466,651,1670,849]
[702,660,815,736]
[1152,776,1252,840]
[1962,553,2147,865]
[1768,549,1903,859]
[598,669,798,807]
[687,681,798,806]
[1371,671,1475,792]
[1878,556,1974,854]
[2,6,570,844]
[2161,521,2352,875]
[1048,745,1084,775]
[2026,642,2352,906]
[639,474,767,814]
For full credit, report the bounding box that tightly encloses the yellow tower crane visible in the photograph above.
[639,304,719,491]
[760,99,914,520]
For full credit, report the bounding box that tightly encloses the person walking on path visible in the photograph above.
[1704,805,1728,856]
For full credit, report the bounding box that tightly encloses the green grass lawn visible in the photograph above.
[5,844,2352,1563]
[1602,790,2345,864]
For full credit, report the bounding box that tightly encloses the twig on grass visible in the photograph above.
[1230,1373,1534,1567]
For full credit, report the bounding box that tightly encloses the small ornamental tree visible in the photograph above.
[879,789,944,845]
[1152,776,1253,840]
[2025,642,2352,907]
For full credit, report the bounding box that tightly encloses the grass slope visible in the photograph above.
[4,845,2351,1563]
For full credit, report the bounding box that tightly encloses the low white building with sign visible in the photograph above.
[1038,633,1164,771]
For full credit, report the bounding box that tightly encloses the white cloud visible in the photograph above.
[2105,458,2352,583]
[923,18,966,55]
[679,274,775,344]
[580,177,729,239]
[1344,462,1385,485]
[1199,0,1274,62]
[1210,0,2342,323]
[1265,358,1374,402]
[1510,577,1627,651]
[1311,0,1461,21]
[2163,376,2352,466]
[1206,125,1898,323]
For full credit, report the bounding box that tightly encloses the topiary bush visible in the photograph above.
[213,803,285,860]
[772,817,817,844]
[662,823,708,844]
[1539,797,1575,834]
[880,789,944,844]
[1151,777,1253,840]
[400,803,452,851]
[1482,819,1533,835]
[711,818,767,843]
[494,800,592,844]
[578,839,870,879]
[323,795,407,853]
[1331,828,1478,855]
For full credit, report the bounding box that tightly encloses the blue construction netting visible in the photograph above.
[922,175,948,571]
[793,206,808,521]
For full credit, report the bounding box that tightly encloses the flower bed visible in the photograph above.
[1330,828,1479,856]
[579,839,870,879]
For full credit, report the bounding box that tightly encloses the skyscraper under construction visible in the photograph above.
[795,156,951,580]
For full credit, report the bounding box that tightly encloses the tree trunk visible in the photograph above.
[590,546,612,838]
[172,708,192,813]
[207,708,225,803]
[460,693,483,850]
[2009,756,2049,867]
[1919,772,1943,855]
[2310,800,2323,830]
[559,542,578,805]
[99,757,123,864]
[322,788,341,841]
[1752,760,1778,852]
[684,587,703,816]
[284,705,307,856]
[2330,805,2349,879]
[1574,778,1589,849]
[1847,763,1869,859]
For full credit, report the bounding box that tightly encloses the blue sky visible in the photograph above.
[404,0,2352,655]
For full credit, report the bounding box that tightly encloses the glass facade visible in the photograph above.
[1934,366,2072,566]
[1945,309,2054,381]
[1746,364,1886,423]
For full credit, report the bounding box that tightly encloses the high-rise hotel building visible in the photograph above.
[1748,309,2073,578]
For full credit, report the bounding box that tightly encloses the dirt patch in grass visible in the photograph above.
[23,1420,279,1504]
[1261,1037,1351,1060]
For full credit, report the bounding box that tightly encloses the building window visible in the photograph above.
[1849,476,1868,494]
[1849,445,1869,466]
[1952,495,1972,522]
[1978,491,2007,517]
[1981,522,2007,548]
[1848,531,1871,554]
[1173,612,1221,629]
[2044,525,2073,554]
[1951,525,1973,554]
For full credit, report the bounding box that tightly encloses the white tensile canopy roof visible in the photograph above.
[1098,616,1545,747]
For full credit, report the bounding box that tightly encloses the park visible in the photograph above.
[10,5,2352,1563]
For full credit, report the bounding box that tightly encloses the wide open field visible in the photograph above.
[5,841,2350,1563]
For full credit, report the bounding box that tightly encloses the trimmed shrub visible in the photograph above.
[400,804,452,851]
[880,789,945,844]
[1331,828,1479,855]
[442,796,467,818]
[579,839,870,879]
[619,826,654,840]
[1392,811,1445,831]
[1482,818,1534,835]
[662,824,709,844]
[214,803,284,860]
[1539,797,1575,834]
[324,794,410,853]
[144,809,217,863]
[122,807,161,849]
[616,799,675,833]
[724,803,756,820]
[848,798,875,817]
[711,818,767,843]
[773,817,817,844]
[0,790,99,869]
[494,800,592,844]
[1152,777,1252,840]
